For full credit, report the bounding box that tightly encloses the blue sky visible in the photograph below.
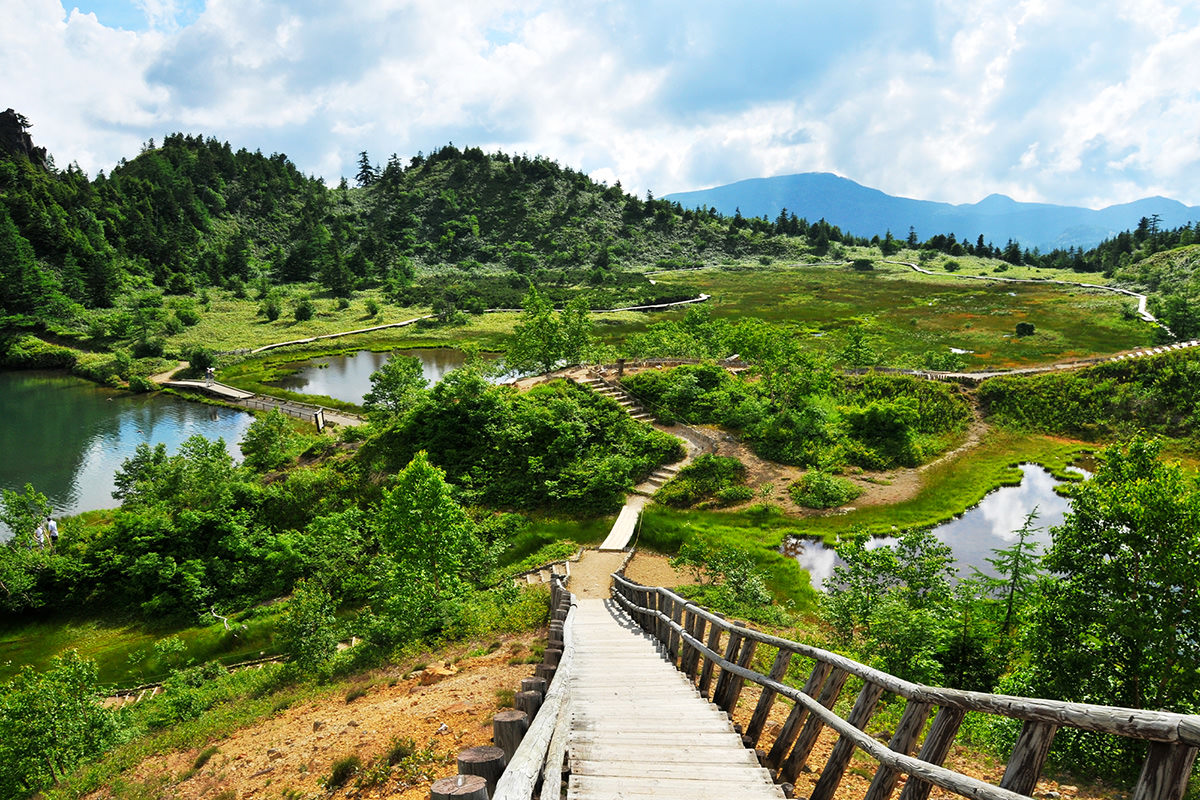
[4,0,1200,207]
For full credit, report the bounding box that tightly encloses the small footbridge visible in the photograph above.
[474,570,1200,800]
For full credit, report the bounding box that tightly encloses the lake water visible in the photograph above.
[266,348,515,405]
[0,371,252,537]
[783,464,1081,589]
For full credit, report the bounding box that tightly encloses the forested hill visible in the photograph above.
[0,119,798,331]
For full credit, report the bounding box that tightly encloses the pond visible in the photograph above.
[783,464,1083,589]
[265,348,517,405]
[0,371,252,538]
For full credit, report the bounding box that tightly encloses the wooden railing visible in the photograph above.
[492,575,577,800]
[610,573,1200,800]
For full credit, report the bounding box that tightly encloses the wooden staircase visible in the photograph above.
[578,375,656,423]
[566,598,785,799]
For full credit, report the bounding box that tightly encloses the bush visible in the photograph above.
[715,485,754,505]
[365,298,380,316]
[261,297,282,321]
[294,296,315,322]
[133,337,165,358]
[324,754,362,789]
[654,455,747,508]
[1015,321,1035,337]
[188,346,217,372]
[127,375,155,393]
[790,471,862,508]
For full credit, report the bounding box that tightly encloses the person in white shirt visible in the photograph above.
[34,522,44,550]
[46,516,58,548]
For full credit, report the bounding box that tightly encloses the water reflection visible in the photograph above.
[267,348,516,405]
[784,464,1082,589]
[0,371,252,537]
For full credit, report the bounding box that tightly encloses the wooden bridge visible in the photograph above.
[463,572,1200,800]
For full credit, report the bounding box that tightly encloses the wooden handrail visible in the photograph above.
[493,575,576,800]
[610,573,1200,800]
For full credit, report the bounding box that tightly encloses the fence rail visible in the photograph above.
[609,573,1199,800]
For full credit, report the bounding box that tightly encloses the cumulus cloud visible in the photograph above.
[4,0,1200,207]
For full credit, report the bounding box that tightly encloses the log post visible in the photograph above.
[698,620,725,700]
[862,699,933,800]
[778,667,849,783]
[520,676,547,696]
[682,608,703,680]
[430,774,489,799]
[515,690,543,720]
[493,709,529,762]
[1132,742,1200,800]
[746,648,794,748]
[457,745,506,796]
[543,647,562,668]
[999,720,1058,796]
[712,630,745,709]
[667,596,684,666]
[897,706,966,800]
[719,636,758,715]
[808,681,886,800]
[766,660,833,770]
[535,663,556,685]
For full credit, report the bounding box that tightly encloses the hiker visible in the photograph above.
[205,366,215,385]
[46,516,58,548]
[33,521,44,550]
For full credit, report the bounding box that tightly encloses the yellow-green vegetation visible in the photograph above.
[0,608,285,686]
[641,261,1154,368]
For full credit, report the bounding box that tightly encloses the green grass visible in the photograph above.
[498,515,615,569]
[640,260,1155,368]
[0,606,286,687]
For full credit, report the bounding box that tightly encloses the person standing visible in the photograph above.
[34,521,44,550]
[46,516,58,549]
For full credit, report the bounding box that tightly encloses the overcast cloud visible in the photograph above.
[3,0,1199,207]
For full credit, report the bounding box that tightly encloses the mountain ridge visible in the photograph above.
[664,172,1200,250]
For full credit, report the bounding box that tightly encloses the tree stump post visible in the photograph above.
[520,676,547,696]
[493,709,529,762]
[543,647,563,668]
[457,745,506,796]
[515,689,543,720]
[430,773,488,799]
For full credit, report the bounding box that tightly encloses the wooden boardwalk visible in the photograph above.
[566,598,784,799]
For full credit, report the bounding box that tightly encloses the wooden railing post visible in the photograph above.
[998,721,1058,796]
[667,597,684,666]
[766,660,832,770]
[809,681,887,800]
[746,648,794,749]
[1132,742,1200,800]
[712,630,745,709]
[698,620,724,700]
[719,636,758,715]
[897,706,966,800]
[863,699,933,800]
[681,607,702,679]
[779,667,850,783]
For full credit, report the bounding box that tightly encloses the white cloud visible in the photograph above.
[4,0,1200,207]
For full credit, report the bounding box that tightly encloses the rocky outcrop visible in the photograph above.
[0,108,48,166]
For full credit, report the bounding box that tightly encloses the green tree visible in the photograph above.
[1024,438,1200,715]
[240,409,295,472]
[505,284,563,374]
[362,355,428,418]
[0,650,121,797]
[977,508,1042,633]
[280,578,338,673]
[0,483,50,611]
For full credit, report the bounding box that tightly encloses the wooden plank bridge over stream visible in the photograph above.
[436,569,1200,800]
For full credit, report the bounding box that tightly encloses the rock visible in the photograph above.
[1038,792,1061,799]
[347,720,359,728]
[312,720,325,732]
[267,748,284,761]
[1060,787,1078,795]
[436,722,451,735]
[420,665,458,685]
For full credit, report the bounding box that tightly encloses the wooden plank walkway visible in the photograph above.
[566,598,784,799]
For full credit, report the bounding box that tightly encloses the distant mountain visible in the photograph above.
[664,173,1200,251]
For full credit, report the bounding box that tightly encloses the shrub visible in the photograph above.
[294,296,315,322]
[715,485,754,505]
[188,346,217,372]
[1015,322,1035,337]
[365,298,380,316]
[261,297,282,321]
[324,754,362,789]
[654,455,747,508]
[127,375,155,393]
[336,297,350,310]
[944,260,961,272]
[133,337,165,358]
[790,471,862,508]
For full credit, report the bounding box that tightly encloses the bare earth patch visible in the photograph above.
[90,633,541,800]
